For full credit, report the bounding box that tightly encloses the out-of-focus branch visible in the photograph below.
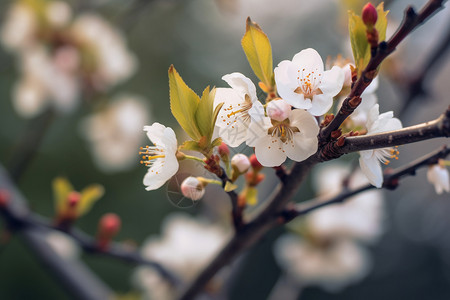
[320,105,450,159]
[0,164,181,292]
[320,0,446,142]
[0,165,113,300]
[401,25,450,116]
[7,109,55,183]
[281,145,450,222]
[217,167,243,231]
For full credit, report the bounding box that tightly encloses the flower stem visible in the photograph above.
[183,154,205,164]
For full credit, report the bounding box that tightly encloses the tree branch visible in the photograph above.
[320,0,446,142]
[281,145,450,221]
[320,105,450,159]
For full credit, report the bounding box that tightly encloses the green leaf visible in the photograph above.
[224,181,238,192]
[241,17,274,89]
[169,65,201,140]
[195,86,215,139]
[375,3,389,42]
[349,3,389,75]
[52,177,73,215]
[180,140,202,152]
[210,137,223,148]
[77,184,104,217]
[246,186,258,206]
[348,11,369,74]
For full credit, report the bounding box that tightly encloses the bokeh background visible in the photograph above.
[0,0,449,299]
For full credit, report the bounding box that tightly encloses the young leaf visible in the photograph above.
[77,184,104,216]
[375,3,389,42]
[241,17,274,89]
[53,177,73,215]
[169,65,201,140]
[348,11,369,74]
[181,140,203,152]
[195,86,215,139]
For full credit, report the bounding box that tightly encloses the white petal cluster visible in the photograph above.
[134,214,230,299]
[142,123,179,191]
[248,99,319,167]
[80,95,150,173]
[427,164,450,194]
[214,49,346,167]
[359,104,403,188]
[274,48,344,116]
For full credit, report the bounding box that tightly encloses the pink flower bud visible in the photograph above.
[180,177,205,201]
[362,3,378,27]
[97,213,121,250]
[231,154,251,173]
[67,191,81,207]
[249,154,263,171]
[218,142,230,158]
[266,99,291,122]
[0,189,10,208]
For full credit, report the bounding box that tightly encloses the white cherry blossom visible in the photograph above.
[427,164,450,194]
[309,163,384,243]
[80,95,150,173]
[359,104,403,188]
[141,123,179,191]
[214,72,262,147]
[274,234,371,292]
[274,48,344,116]
[248,99,319,167]
[180,177,205,201]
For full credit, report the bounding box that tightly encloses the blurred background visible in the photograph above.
[0,0,449,299]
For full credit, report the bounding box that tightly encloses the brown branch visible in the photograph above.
[320,0,446,142]
[0,164,181,289]
[320,105,450,159]
[281,145,450,221]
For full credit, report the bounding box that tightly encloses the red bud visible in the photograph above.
[362,3,378,27]
[0,189,10,208]
[67,191,81,207]
[97,213,121,250]
[249,154,263,171]
[218,142,230,157]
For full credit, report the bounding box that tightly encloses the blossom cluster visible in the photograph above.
[141,47,404,193]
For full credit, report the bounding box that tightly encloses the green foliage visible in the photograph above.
[169,66,223,153]
[349,3,389,75]
[241,17,275,91]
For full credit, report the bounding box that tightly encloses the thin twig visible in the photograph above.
[281,145,450,221]
[320,0,446,142]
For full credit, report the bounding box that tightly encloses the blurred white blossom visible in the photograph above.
[1,0,137,117]
[71,13,137,89]
[308,163,385,243]
[44,231,80,260]
[134,214,230,299]
[427,164,450,195]
[274,234,371,292]
[80,95,150,173]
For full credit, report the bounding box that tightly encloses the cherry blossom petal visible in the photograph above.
[359,151,383,188]
[254,135,287,167]
[308,93,334,116]
[319,66,344,96]
[284,135,317,162]
[291,48,324,75]
[289,109,319,138]
[222,72,257,103]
